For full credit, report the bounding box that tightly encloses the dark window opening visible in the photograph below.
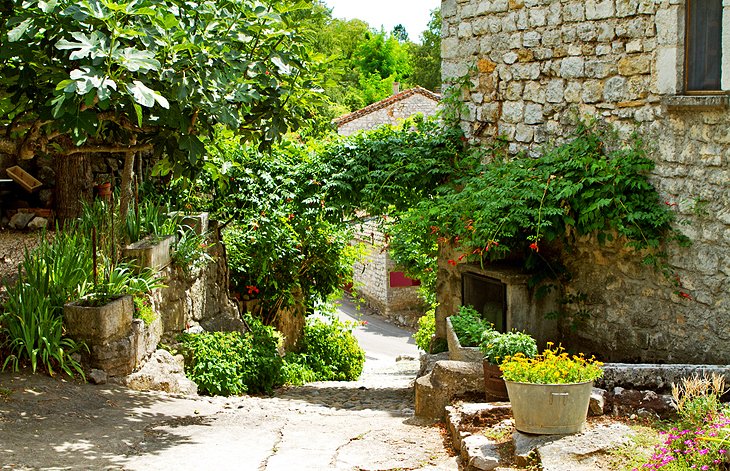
[461,273,507,333]
[686,0,723,92]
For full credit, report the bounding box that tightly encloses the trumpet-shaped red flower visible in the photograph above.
[529,242,539,252]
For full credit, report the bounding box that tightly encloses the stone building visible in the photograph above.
[438,0,730,363]
[351,217,425,327]
[337,86,441,326]
[335,85,441,136]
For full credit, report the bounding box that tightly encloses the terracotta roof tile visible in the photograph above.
[334,86,441,127]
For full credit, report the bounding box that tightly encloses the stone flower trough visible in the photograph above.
[123,234,175,271]
[445,316,484,362]
[168,211,209,235]
[63,295,162,377]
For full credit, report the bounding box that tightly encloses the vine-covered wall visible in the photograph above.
[442,0,729,363]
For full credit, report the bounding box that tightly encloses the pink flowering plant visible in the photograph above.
[635,417,730,470]
[635,374,730,470]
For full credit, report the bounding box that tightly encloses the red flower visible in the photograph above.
[447,259,457,266]
[457,254,465,261]
[665,201,678,207]
[529,242,539,252]
[246,285,260,295]
[678,292,692,300]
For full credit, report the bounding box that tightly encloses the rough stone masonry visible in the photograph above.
[440,0,730,363]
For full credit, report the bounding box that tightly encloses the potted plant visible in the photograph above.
[480,330,537,401]
[499,344,604,434]
[445,305,492,362]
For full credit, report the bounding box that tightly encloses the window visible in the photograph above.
[685,0,724,92]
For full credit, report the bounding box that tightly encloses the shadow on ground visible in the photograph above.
[0,369,216,469]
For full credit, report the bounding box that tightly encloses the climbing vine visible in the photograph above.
[388,122,690,293]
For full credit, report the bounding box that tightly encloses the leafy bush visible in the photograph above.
[480,331,538,365]
[450,305,492,347]
[179,315,283,395]
[292,315,365,382]
[414,308,436,352]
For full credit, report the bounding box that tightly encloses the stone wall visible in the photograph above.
[352,218,425,327]
[154,224,243,338]
[441,0,730,363]
[337,89,440,136]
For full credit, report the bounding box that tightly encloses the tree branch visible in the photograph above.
[63,143,153,156]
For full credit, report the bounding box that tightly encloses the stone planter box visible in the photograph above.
[64,295,134,342]
[63,295,163,377]
[445,316,484,362]
[169,211,209,235]
[123,234,174,271]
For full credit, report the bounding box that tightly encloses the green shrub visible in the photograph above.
[295,315,365,382]
[450,305,492,347]
[414,308,436,352]
[179,315,283,395]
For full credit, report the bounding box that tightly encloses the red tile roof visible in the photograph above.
[334,86,441,127]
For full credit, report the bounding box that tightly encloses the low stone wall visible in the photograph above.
[154,226,243,339]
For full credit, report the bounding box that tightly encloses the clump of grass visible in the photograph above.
[673,373,727,427]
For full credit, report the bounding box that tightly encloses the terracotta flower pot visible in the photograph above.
[94,182,112,201]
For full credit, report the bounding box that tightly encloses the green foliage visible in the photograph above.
[1,0,325,174]
[133,295,156,326]
[320,117,474,217]
[395,123,688,285]
[179,315,284,395]
[450,305,493,348]
[414,308,436,352]
[16,230,93,312]
[408,8,442,91]
[1,281,87,378]
[293,315,365,381]
[172,226,213,275]
[480,331,538,365]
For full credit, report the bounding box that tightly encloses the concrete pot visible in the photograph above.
[63,295,134,342]
[445,316,483,362]
[505,380,593,434]
[123,234,174,271]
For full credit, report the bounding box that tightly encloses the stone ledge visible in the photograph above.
[661,94,730,111]
[597,363,730,392]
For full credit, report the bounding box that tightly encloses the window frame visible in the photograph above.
[684,0,725,94]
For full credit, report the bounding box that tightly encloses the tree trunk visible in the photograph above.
[119,150,135,222]
[54,153,92,222]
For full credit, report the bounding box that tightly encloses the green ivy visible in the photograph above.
[394,123,689,283]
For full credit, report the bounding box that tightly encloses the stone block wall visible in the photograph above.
[352,218,425,327]
[441,0,730,363]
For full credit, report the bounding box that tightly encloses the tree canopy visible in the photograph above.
[0,0,325,176]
